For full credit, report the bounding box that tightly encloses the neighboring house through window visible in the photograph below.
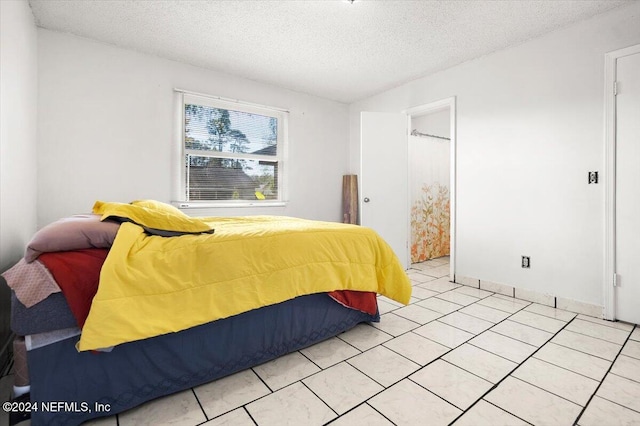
[179,92,288,206]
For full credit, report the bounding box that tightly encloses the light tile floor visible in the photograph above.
[2,256,640,425]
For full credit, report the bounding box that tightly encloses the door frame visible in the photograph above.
[603,44,640,321]
[404,97,457,281]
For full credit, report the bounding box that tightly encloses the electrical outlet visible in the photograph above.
[588,171,599,184]
[521,256,530,268]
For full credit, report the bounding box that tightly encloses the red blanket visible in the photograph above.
[38,249,109,328]
[38,249,378,329]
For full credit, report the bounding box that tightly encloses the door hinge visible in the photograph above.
[614,81,618,96]
[613,273,619,287]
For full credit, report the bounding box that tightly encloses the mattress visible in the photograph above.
[27,292,378,426]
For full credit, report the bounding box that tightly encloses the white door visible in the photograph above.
[360,112,408,269]
[615,52,640,324]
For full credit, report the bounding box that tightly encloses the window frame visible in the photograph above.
[177,92,289,208]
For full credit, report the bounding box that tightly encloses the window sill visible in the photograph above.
[172,201,287,209]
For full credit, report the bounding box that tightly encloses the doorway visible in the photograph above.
[408,108,451,267]
[405,98,456,279]
[359,98,456,278]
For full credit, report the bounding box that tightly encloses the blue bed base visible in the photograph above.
[27,293,378,425]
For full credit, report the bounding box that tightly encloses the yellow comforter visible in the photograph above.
[78,207,411,351]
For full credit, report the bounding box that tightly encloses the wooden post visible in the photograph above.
[342,175,358,224]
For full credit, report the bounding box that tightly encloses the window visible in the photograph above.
[180,93,288,205]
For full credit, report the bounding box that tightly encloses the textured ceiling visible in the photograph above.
[29,0,631,103]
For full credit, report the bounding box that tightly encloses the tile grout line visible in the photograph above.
[455,308,509,324]
[348,298,540,423]
[444,310,576,425]
[298,380,340,419]
[335,324,393,352]
[554,328,626,349]
[196,266,634,426]
[501,316,634,420]
[489,327,550,347]
[322,401,397,426]
[405,376,465,414]
[575,315,635,332]
[507,375,584,409]
[529,351,612,383]
[481,399,535,426]
[521,305,577,322]
[321,334,470,422]
[335,329,370,354]
[438,357,495,388]
[609,368,640,385]
[409,271,442,280]
[287,272,634,425]
[418,272,636,423]
[475,300,530,315]
[573,324,639,425]
[239,378,338,425]
[432,297,477,308]
[548,340,617,363]
[297,349,324,371]
[205,403,261,425]
[565,321,632,345]
[415,283,462,293]
[432,318,485,336]
[243,406,259,426]
[507,317,567,335]
[190,388,209,423]
[590,393,640,416]
[364,402,399,426]
[363,336,431,368]
[466,341,532,365]
[452,290,494,300]
[375,312,422,333]
[326,293,465,407]
[322,402,363,425]
[381,338,447,368]
[393,307,445,324]
[344,356,413,390]
[306,326,425,386]
[200,374,283,423]
[251,367,275,394]
[409,295,536,365]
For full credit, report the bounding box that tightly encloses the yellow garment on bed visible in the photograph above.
[93,200,214,234]
[78,214,412,351]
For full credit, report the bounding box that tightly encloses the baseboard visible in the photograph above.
[453,275,480,288]
[454,276,603,318]
[479,280,514,297]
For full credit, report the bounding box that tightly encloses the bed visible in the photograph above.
[2,200,411,425]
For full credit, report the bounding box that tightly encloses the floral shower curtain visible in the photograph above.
[409,135,450,263]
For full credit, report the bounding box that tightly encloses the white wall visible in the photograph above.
[349,3,640,307]
[0,0,38,272]
[0,0,38,368]
[37,30,350,226]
